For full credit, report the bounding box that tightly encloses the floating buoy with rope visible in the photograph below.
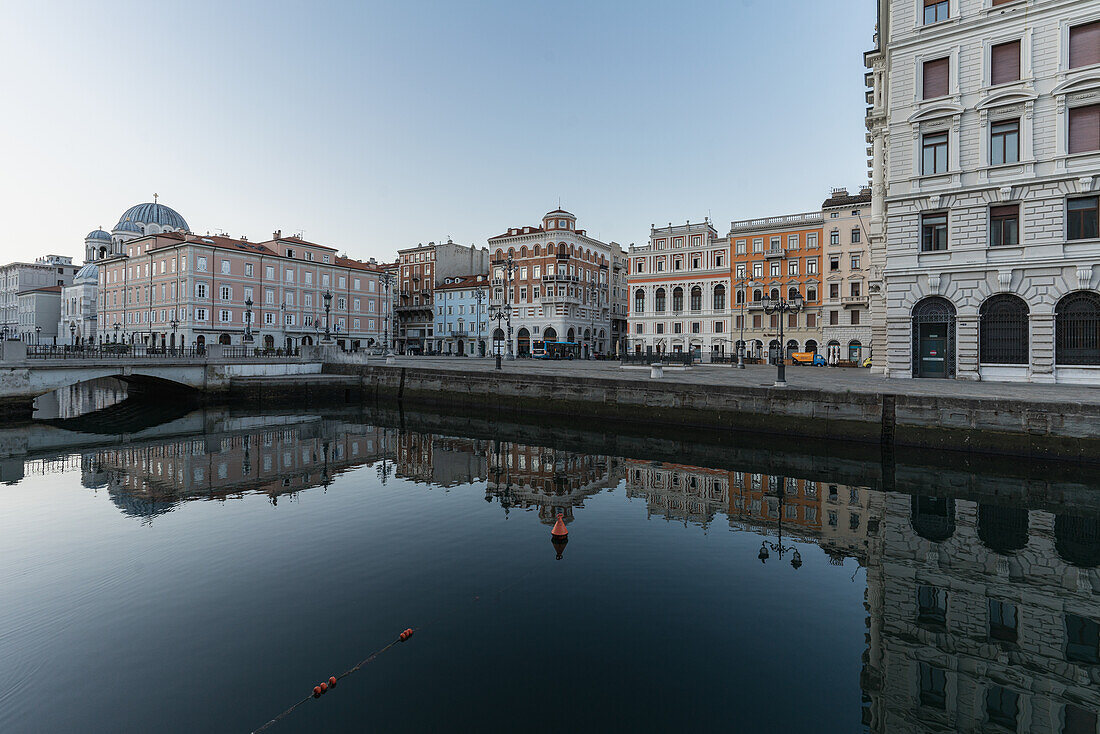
[551,513,568,537]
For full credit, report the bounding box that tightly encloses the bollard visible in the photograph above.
[650,363,664,379]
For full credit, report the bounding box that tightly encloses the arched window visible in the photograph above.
[1055,513,1100,567]
[977,504,1029,555]
[911,496,955,542]
[980,294,1029,365]
[735,289,745,305]
[713,285,726,310]
[770,288,780,301]
[672,287,684,312]
[1056,291,1100,365]
[690,286,702,311]
[788,287,800,301]
[634,289,645,313]
[534,244,542,256]
[806,286,817,302]
[753,289,762,302]
[655,288,666,312]
[520,246,528,258]
[495,249,504,260]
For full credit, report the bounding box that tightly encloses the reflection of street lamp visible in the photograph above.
[762,285,804,388]
[756,476,803,569]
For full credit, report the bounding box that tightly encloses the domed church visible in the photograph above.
[83,197,190,263]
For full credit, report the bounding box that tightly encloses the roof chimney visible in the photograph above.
[274,229,281,239]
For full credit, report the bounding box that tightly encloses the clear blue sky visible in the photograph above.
[0,0,875,264]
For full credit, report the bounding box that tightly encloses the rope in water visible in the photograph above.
[251,628,416,734]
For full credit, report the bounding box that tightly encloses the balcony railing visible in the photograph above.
[842,295,868,306]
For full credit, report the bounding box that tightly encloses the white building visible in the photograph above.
[16,285,62,344]
[58,262,99,345]
[868,0,1100,383]
[0,255,78,339]
[821,187,873,364]
[625,220,731,359]
[487,209,613,358]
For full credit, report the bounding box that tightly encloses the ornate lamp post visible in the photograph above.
[735,274,755,369]
[377,270,396,357]
[169,316,179,353]
[36,325,42,345]
[243,297,254,343]
[501,255,516,361]
[489,303,508,370]
[474,288,485,357]
[322,290,333,343]
[68,322,75,346]
[762,286,804,387]
[113,321,120,343]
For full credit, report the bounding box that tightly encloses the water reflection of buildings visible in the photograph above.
[486,441,622,524]
[85,421,393,517]
[625,460,882,566]
[863,495,1100,734]
[394,432,488,488]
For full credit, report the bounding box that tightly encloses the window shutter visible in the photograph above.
[991,40,1021,85]
[1069,105,1100,154]
[990,204,1018,219]
[1070,21,1100,69]
[991,0,1015,5]
[923,58,950,99]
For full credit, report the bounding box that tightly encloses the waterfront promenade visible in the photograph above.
[366,356,1100,406]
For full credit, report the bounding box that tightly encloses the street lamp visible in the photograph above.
[323,290,333,342]
[35,325,42,345]
[762,286,804,387]
[243,297,254,343]
[68,322,75,346]
[489,303,508,371]
[113,322,120,343]
[378,270,395,357]
[756,476,803,570]
[735,275,755,369]
[169,316,179,352]
[474,288,485,357]
[498,255,516,361]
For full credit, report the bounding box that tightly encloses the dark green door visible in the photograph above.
[918,323,947,377]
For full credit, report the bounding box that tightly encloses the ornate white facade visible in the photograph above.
[870,0,1100,383]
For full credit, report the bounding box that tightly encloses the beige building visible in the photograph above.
[821,187,873,364]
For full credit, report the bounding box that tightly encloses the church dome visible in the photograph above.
[115,201,189,232]
[113,219,141,233]
[85,228,111,242]
[74,263,99,282]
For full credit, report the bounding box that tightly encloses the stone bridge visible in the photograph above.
[0,340,333,420]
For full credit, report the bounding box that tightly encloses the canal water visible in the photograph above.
[2,386,1099,732]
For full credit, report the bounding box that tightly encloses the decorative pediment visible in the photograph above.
[975,88,1038,111]
[907,102,964,124]
[1051,72,1100,97]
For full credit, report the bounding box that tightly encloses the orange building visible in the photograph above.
[727,212,824,361]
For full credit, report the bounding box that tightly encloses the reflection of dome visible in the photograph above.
[115,201,189,232]
[74,263,99,282]
[113,219,140,233]
[85,228,111,241]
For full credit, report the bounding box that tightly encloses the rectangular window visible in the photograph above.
[753,314,762,328]
[788,260,799,276]
[850,282,862,297]
[917,585,947,628]
[220,309,231,323]
[923,131,949,174]
[989,599,1018,642]
[1070,21,1100,69]
[986,687,1018,730]
[923,57,950,98]
[1069,105,1100,154]
[991,40,1021,85]
[1069,197,1100,240]
[830,256,840,272]
[830,231,840,245]
[265,266,275,280]
[770,262,780,277]
[806,313,816,327]
[851,309,860,325]
[1066,614,1100,663]
[807,259,818,275]
[196,283,207,298]
[924,0,948,25]
[753,262,763,278]
[830,283,840,299]
[922,212,949,251]
[197,256,208,272]
[990,204,1020,246]
[991,119,1020,164]
[1064,705,1098,734]
[220,286,231,300]
[245,263,254,277]
[851,255,862,270]
[851,228,861,244]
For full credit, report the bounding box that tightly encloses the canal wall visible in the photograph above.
[225,364,1100,463]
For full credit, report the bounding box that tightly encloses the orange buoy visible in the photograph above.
[399,628,414,641]
[551,513,568,537]
[328,676,337,688]
[313,686,322,698]
[319,682,328,694]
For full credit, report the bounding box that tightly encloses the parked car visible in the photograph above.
[862,357,872,368]
[791,351,826,366]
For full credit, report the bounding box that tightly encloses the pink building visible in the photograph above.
[97,230,388,350]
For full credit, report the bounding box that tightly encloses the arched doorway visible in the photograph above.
[752,339,763,359]
[980,294,1029,364]
[768,339,781,364]
[457,339,465,356]
[848,340,863,362]
[196,335,206,350]
[492,328,505,356]
[567,327,575,343]
[785,339,798,358]
[517,327,531,357]
[977,504,1029,555]
[302,336,313,346]
[218,333,231,345]
[264,334,274,349]
[1055,514,1100,567]
[544,326,557,342]
[805,339,818,354]
[912,297,956,378]
[1056,291,1100,365]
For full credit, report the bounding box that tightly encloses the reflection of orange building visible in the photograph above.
[727,471,822,540]
[624,460,728,528]
[728,212,824,359]
[486,441,620,524]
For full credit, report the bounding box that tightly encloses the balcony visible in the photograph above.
[842,295,868,307]
[542,274,579,284]
[765,247,789,259]
[395,303,432,313]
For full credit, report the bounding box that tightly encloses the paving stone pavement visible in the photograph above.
[369,356,1100,406]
